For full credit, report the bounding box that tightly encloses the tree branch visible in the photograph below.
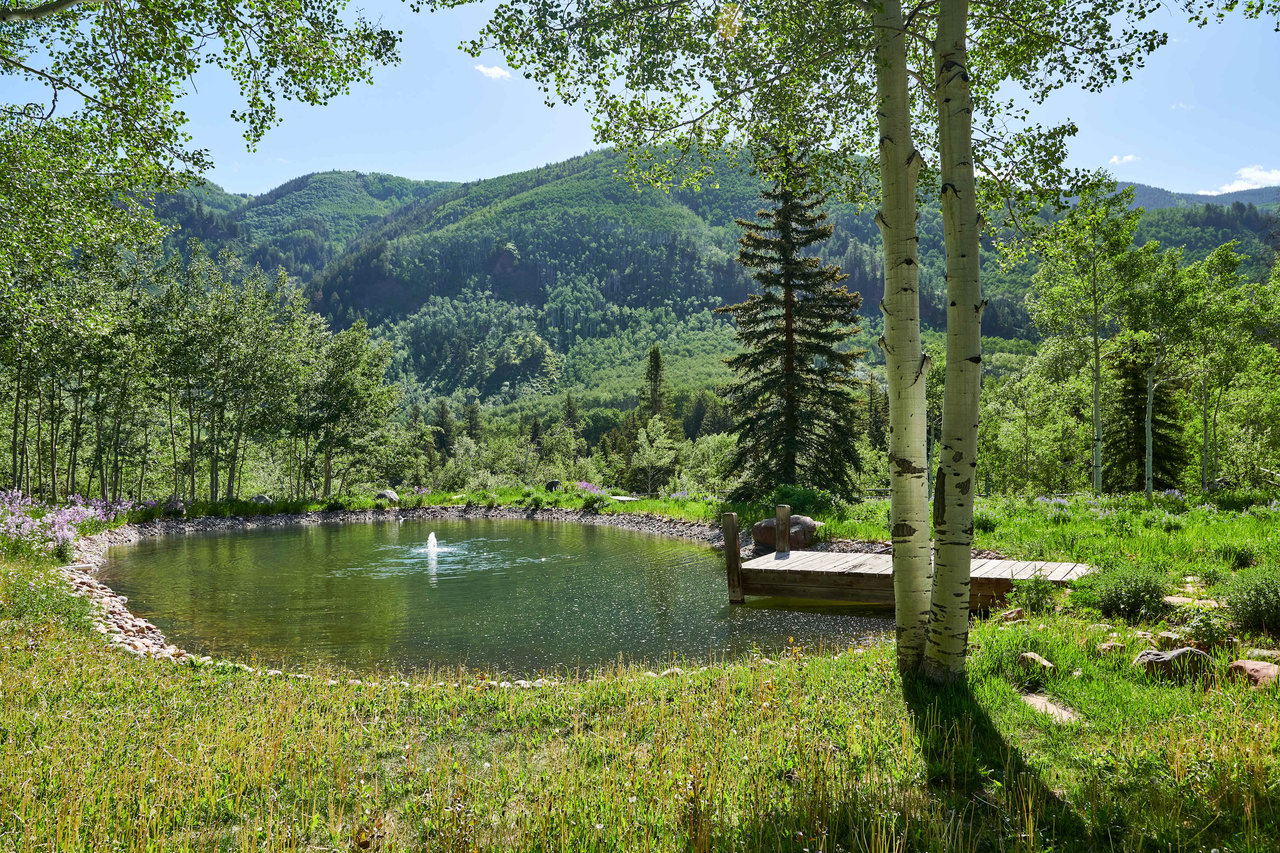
[0,0,93,24]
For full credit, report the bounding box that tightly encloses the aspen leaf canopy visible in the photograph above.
[433,0,1193,216]
[0,0,402,324]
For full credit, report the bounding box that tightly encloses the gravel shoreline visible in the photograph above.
[62,505,917,667]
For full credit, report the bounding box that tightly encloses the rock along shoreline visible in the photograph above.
[63,504,902,668]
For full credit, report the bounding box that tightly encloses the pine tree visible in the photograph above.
[717,144,865,499]
[464,401,484,443]
[645,345,664,416]
[432,399,457,458]
[562,392,580,436]
[1103,352,1188,493]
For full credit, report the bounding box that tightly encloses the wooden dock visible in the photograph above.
[723,508,1089,610]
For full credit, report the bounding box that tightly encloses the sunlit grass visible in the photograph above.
[3,550,1278,851]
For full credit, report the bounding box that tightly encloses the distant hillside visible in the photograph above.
[154,155,1277,407]
[154,171,457,281]
[1120,181,1280,211]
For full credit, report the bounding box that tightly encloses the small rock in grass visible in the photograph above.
[1228,660,1278,688]
[660,667,685,677]
[1018,652,1054,673]
[1020,693,1080,723]
[514,679,532,689]
[1097,641,1126,656]
[1133,647,1212,682]
[1157,631,1184,651]
[266,669,283,677]
[532,678,550,688]
[1001,607,1025,623]
[1247,648,1280,662]
[644,671,659,678]
[1002,619,1028,628]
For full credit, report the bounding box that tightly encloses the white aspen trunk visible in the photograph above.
[1145,366,1156,504]
[1092,332,1102,495]
[873,0,932,673]
[923,0,983,681]
[1200,377,1210,491]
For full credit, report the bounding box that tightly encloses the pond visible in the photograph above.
[101,518,891,674]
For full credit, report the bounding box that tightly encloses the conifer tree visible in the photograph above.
[1104,351,1188,494]
[645,345,664,416]
[718,145,865,499]
[464,401,484,443]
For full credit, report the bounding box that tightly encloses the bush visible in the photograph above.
[1224,567,1280,634]
[581,493,610,513]
[1198,564,1226,589]
[1072,563,1169,622]
[972,511,997,533]
[1200,488,1274,513]
[1213,543,1258,571]
[0,562,91,629]
[1011,572,1057,615]
[766,486,844,519]
[1181,605,1233,649]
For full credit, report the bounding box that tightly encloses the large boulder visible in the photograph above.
[376,489,399,504]
[1228,659,1278,688]
[250,494,273,505]
[1133,647,1212,682]
[751,515,823,549]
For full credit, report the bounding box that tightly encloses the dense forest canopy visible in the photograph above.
[150,152,1278,410]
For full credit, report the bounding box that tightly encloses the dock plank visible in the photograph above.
[729,549,1091,609]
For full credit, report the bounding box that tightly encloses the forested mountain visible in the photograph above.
[154,152,1277,408]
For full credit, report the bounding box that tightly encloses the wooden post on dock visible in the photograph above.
[723,512,744,604]
[776,504,790,554]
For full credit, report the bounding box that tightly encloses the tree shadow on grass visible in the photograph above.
[725,675,1092,853]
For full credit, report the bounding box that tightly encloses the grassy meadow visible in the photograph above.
[2,490,1279,850]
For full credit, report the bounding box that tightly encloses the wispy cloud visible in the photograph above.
[1169,102,1193,110]
[474,64,511,80]
[1198,165,1280,195]
[1108,154,1140,165]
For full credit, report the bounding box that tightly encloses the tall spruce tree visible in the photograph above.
[645,345,664,416]
[1104,349,1188,494]
[718,145,864,499]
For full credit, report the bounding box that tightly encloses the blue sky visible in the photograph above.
[10,4,1278,197]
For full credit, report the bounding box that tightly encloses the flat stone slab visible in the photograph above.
[1163,595,1220,608]
[1020,693,1080,723]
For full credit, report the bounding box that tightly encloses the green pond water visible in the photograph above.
[102,518,890,674]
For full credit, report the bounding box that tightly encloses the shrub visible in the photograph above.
[1072,563,1169,621]
[1181,605,1233,649]
[1224,567,1280,634]
[972,511,997,533]
[1011,572,1057,615]
[581,493,610,513]
[1213,543,1258,571]
[1198,564,1226,589]
[0,562,91,629]
[767,486,843,519]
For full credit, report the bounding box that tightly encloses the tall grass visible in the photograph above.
[3,551,1278,851]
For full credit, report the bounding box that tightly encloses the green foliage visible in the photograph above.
[1,0,400,295]
[1224,567,1280,635]
[1011,573,1058,615]
[1179,605,1233,649]
[764,486,847,521]
[0,560,91,630]
[1071,562,1170,622]
[718,147,865,500]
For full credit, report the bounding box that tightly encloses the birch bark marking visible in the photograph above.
[924,0,982,681]
[873,0,931,673]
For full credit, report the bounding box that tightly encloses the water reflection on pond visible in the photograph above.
[102,518,891,674]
